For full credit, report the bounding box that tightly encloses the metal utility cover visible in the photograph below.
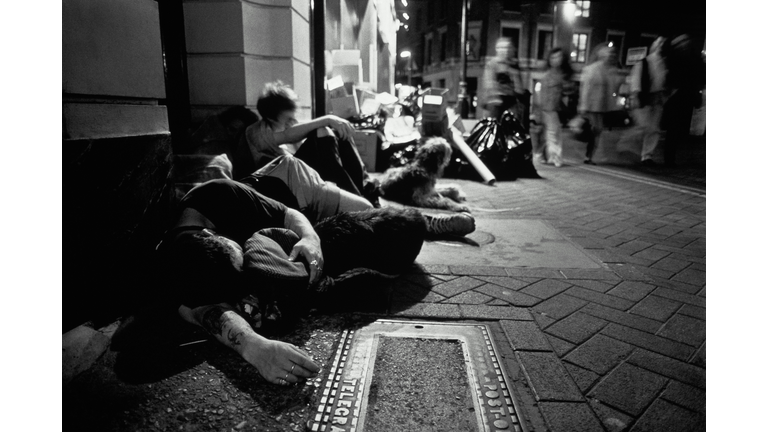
[418,219,603,269]
[308,320,527,432]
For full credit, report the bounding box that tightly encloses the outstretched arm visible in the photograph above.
[283,208,324,285]
[178,303,320,385]
[272,115,355,146]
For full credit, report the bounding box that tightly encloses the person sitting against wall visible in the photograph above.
[236,81,380,206]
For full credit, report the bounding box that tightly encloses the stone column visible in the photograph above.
[183,0,311,122]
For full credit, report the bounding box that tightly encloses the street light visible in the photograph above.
[562,1,576,23]
[400,50,412,85]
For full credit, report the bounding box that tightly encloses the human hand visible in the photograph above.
[325,115,356,144]
[242,337,321,385]
[288,237,324,285]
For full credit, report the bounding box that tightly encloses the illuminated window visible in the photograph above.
[575,1,590,18]
[571,33,588,63]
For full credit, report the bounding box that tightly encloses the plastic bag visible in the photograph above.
[446,110,539,181]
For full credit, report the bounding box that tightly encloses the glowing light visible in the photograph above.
[562,1,576,22]
[403,12,410,20]
[608,41,614,47]
[401,0,408,6]
[534,82,542,92]
[400,50,412,58]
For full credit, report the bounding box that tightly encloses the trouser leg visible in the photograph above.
[542,110,562,165]
[295,131,362,195]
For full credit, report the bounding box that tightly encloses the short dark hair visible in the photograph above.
[256,81,299,122]
[166,231,246,307]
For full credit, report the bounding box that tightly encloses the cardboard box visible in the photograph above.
[352,130,379,172]
[330,94,359,119]
[421,87,449,122]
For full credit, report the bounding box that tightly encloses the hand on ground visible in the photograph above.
[242,338,320,385]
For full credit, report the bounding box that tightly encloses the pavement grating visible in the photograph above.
[307,319,528,432]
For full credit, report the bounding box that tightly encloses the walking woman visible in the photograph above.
[539,47,575,167]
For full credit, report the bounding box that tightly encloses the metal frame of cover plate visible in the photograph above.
[307,319,528,432]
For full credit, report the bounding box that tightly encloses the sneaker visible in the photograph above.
[583,159,596,165]
[424,213,476,237]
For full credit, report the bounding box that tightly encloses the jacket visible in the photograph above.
[539,69,574,112]
[482,57,524,106]
[578,61,620,113]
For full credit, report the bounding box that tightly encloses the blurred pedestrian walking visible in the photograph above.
[577,43,622,165]
[538,47,575,167]
[482,37,526,121]
[630,37,669,166]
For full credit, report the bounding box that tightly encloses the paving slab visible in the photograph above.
[660,380,706,414]
[630,398,705,432]
[564,286,635,311]
[606,281,656,302]
[417,219,604,269]
[500,320,552,352]
[545,313,608,345]
[475,275,532,291]
[657,314,706,347]
[538,402,604,432]
[601,323,696,362]
[521,279,572,300]
[516,352,583,402]
[587,398,634,432]
[430,276,486,298]
[531,294,588,320]
[626,349,705,389]
[629,295,682,322]
[588,363,668,416]
[563,334,634,375]
[476,283,542,307]
[581,303,662,334]
[563,363,600,393]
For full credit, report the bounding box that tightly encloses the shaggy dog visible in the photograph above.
[379,137,469,212]
[313,207,426,277]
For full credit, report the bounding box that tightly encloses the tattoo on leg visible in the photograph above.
[200,305,227,336]
[226,328,245,347]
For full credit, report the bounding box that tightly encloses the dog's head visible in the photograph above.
[413,137,453,176]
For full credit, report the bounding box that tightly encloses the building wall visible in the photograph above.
[184,0,312,123]
[63,0,174,330]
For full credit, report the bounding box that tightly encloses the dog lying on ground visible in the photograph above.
[379,137,469,212]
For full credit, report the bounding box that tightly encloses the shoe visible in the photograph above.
[583,159,596,165]
[641,159,657,167]
[554,161,562,167]
[424,213,476,237]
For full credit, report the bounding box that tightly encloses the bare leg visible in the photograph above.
[178,303,320,385]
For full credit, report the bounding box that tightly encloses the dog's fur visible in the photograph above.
[379,137,469,212]
[313,207,427,277]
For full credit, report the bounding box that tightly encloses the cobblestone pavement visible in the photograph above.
[390,159,706,432]
[63,139,705,431]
